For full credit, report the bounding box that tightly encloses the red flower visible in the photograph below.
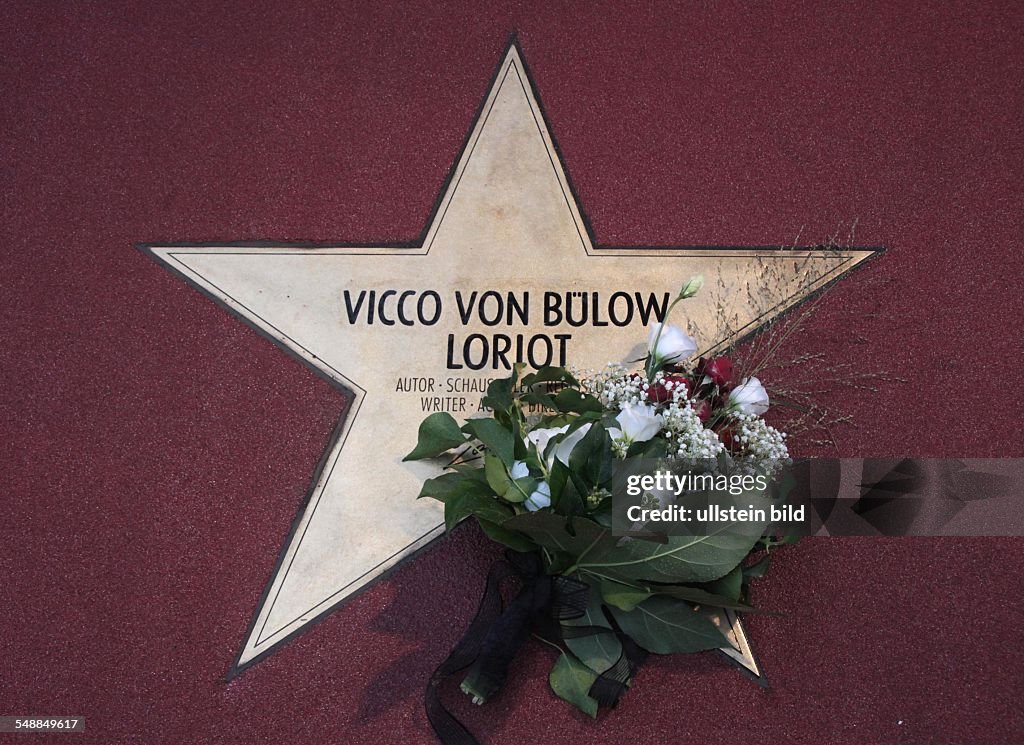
[647,374,690,404]
[647,382,670,403]
[665,374,690,396]
[692,398,711,423]
[703,356,734,387]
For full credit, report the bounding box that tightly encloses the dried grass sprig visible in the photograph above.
[689,223,904,450]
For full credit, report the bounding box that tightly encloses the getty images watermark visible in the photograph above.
[611,458,1024,537]
[611,460,803,537]
[621,468,804,526]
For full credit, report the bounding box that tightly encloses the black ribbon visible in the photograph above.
[425,551,646,745]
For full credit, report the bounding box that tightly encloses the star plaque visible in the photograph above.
[143,40,875,679]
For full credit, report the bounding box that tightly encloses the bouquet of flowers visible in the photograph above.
[406,277,792,738]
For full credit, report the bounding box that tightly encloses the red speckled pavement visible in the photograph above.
[2,3,1022,743]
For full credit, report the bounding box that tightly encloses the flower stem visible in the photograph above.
[646,295,686,383]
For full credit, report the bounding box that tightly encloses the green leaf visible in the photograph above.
[649,583,756,612]
[626,436,669,459]
[510,416,527,460]
[595,575,754,612]
[598,577,651,612]
[567,422,612,492]
[609,596,728,654]
[548,652,598,718]
[580,491,771,584]
[547,459,569,506]
[553,388,604,414]
[743,554,771,579]
[404,412,466,461]
[544,551,577,576]
[444,492,513,532]
[462,418,514,467]
[416,469,491,503]
[564,588,621,675]
[480,364,524,413]
[477,519,537,552]
[502,512,613,559]
[703,565,743,601]
[741,556,770,585]
[484,453,510,495]
[546,459,584,516]
[522,366,579,388]
[503,475,538,504]
[582,525,761,585]
[520,389,558,410]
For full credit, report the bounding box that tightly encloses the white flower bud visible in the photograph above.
[679,275,704,299]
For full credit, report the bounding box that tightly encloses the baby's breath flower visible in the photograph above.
[730,413,789,460]
[581,364,787,465]
[661,397,725,460]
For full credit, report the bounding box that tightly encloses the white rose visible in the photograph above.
[525,423,593,468]
[608,403,663,443]
[524,480,551,511]
[509,460,529,480]
[647,323,698,364]
[729,376,770,416]
[525,426,563,460]
[553,423,592,466]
